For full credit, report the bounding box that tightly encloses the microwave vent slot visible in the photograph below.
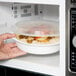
[21,13,31,17]
[34,5,38,15]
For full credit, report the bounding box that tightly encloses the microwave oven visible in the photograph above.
[0,0,66,76]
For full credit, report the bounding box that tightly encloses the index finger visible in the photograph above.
[0,33,16,41]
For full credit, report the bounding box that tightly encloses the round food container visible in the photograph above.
[12,20,60,55]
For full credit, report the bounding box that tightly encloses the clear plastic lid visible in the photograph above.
[12,20,59,37]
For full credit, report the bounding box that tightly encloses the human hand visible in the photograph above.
[0,33,26,60]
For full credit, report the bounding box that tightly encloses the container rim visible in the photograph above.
[12,38,59,47]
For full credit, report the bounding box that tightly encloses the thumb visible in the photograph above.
[0,33,16,40]
[0,33,16,45]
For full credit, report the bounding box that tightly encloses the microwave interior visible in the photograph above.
[0,2,59,75]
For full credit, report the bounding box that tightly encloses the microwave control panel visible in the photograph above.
[70,8,76,72]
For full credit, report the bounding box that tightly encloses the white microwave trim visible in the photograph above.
[0,0,60,5]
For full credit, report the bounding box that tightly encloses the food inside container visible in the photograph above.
[16,34,59,44]
[12,20,59,54]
